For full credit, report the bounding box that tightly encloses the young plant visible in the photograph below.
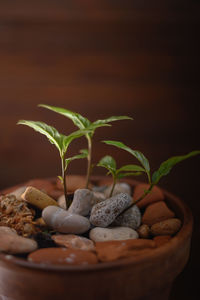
[38,104,132,189]
[17,120,90,209]
[97,155,145,197]
[103,140,200,207]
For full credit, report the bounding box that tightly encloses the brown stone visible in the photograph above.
[151,218,182,236]
[52,234,95,251]
[137,224,151,239]
[95,239,156,262]
[133,184,164,208]
[28,247,98,265]
[56,175,92,192]
[142,201,175,226]
[153,236,172,247]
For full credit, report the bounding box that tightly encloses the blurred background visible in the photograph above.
[0,0,199,299]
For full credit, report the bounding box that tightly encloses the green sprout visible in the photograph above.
[97,155,145,197]
[102,140,200,208]
[38,104,132,189]
[17,120,91,209]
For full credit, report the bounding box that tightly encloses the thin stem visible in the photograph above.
[61,155,68,209]
[109,176,117,197]
[85,136,92,189]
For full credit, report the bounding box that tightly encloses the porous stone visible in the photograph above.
[104,183,132,198]
[68,189,93,216]
[142,201,175,226]
[8,186,27,201]
[42,206,90,234]
[0,226,37,254]
[89,226,138,242]
[137,224,151,239]
[90,193,132,227]
[112,205,141,229]
[22,186,58,210]
[52,234,95,251]
[151,218,182,236]
[28,247,98,265]
[133,184,164,208]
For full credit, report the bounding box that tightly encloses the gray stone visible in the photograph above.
[104,183,132,198]
[42,206,91,234]
[9,186,27,201]
[57,194,66,209]
[89,226,138,242]
[68,189,93,216]
[112,205,141,229]
[89,193,132,227]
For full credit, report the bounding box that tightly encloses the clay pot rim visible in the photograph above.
[0,176,193,272]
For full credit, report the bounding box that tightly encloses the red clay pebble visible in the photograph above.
[153,236,172,247]
[133,184,164,208]
[95,239,156,262]
[151,218,182,236]
[28,247,98,265]
[56,175,92,192]
[52,234,95,251]
[142,201,175,226]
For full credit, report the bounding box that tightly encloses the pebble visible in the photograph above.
[151,218,182,236]
[137,224,151,239]
[56,175,92,192]
[96,239,156,262]
[133,184,164,208]
[0,226,37,254]
[112,205,141,230]
[52,234,95,251]
[153,235,172,247]
[22,186,58,210]
[68,189,93,216]
[104,183,132,198]
[8,186,27,201]
[90,193,132,227]
[28,247,98,265]
[42,206,90,234]
[142,201,175,226]
[89,226,138,242]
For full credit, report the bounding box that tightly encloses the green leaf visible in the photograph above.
[117,172,142,179]
[117,164,145,174]
[65,149,89,170]
[103,140,150,178]
[97,155,117,176]
[62,129,92,153]
[17,120,65,154]
[152,150,200,184]
[39,104,91,129]
[57,176,63,184]
[93,116,133,126]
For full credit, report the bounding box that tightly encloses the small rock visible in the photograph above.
[91,192,106,206]
[56,175,92,192]
[42,206,90,234]
[57,194,66,209]
[137,224,151,239]
[96,239,156,262]
[104,183,132,198]
[142,201,175,226]
[112,205,141,230]
[92,185,107,193]
[133,184,164,208]
[0,226,37,254]
[151,218,182,236]
[52,234,95,251]
[8,186,27,201]
[153,235,172,247]
[28,247,98,265]
[68,189,93,216]
[90,193,132,227]
[89,226,138,242]
[22,186,58,210]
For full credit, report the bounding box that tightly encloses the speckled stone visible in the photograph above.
[89,193,132,227]
[42,206,91,234]
[104,183,132,198]
[52,234,95,251]
[89,226,138,242]
[112,205,141,229]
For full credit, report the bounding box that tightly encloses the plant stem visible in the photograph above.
[61,155,68,209]
[109,176,117,197]
[85,136,92,189]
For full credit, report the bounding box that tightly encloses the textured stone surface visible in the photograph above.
[89,226,138,242]
[112,205,141,229]
[28,247,98,265]
[0,226,37,254]
[68,189,93,216]
[137,224,151,239]
[90,193,132,227]
[151,218,182,236]
[42,206,91,234]
[104,183,132,198]
[142,201,175,226]
[133,184,164,208]
[52,234,95,251]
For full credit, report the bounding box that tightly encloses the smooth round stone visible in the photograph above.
[57,194,66,209]
[90,193,132,227]
[0,226,38,254]
[68,189,93,216]
[150,218,182,236]
[112,205,141,229]
[52,234,95,251]
[42,206,91,234]
[104,183,132,198]
[89,226,139,242]
[8,186,27,201]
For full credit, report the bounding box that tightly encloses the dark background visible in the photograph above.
[0,1,199,299]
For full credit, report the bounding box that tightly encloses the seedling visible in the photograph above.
[17,120,91,209]
[103,140,200,208]
[38,104,132,189]
[97,155,145,197]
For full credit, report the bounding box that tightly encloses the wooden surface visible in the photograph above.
[0,1,199,299]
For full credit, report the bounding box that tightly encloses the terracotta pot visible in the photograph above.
[0,176,193,300]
